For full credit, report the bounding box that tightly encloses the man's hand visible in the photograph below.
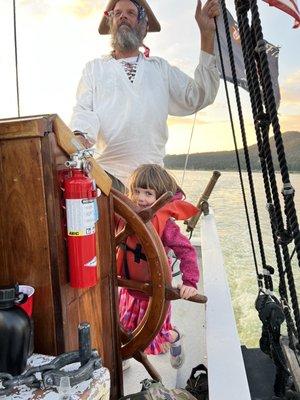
[73,131,94,148]
[178,283,199,300]
[195,0,220,34]
[195,0,220,54]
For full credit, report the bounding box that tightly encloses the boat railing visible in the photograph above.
[200,209,251,400]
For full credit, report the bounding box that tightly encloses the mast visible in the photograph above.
[13,0,20,117]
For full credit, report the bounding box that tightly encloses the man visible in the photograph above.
[70,0,220,191]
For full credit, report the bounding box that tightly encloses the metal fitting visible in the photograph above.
[255,39,266,54]
[65,150,94,173]
[281,182,295,197]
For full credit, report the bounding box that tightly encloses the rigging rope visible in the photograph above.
[171,112,197,277]
[214,12,262,283]
[223,2,300,393]
[248,0,300,343]
[234,0,297,347]
[218,2,300,393]
[180,112,198,189]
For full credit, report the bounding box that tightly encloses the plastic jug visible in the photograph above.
[0,285,32,375]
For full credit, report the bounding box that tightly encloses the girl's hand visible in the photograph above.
[178,283,199,300]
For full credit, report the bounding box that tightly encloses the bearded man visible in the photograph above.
[70,0,220,191]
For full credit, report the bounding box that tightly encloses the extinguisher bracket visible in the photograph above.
[65,150,94,173]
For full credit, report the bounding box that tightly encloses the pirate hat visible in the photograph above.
[98,0,161,34]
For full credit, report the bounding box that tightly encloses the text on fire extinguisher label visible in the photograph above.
[66,199,96,236]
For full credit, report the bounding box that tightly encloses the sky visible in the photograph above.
[0,0,299,155]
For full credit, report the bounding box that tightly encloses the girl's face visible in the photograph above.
[132,187,157,208]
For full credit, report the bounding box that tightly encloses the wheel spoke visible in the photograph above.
[118,278,153,296]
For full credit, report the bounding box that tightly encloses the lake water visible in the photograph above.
[170,169,300,348]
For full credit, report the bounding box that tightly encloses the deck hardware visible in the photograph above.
[0,323,102,396]
[0,351,101,396]
[266,203,293,245]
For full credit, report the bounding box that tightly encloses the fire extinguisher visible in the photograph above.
[62,151,99,288]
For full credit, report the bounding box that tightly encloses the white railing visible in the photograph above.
[201,210,251,400]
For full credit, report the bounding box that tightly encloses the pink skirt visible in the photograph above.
[119,288,173,355]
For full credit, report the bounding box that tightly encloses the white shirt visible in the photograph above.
[70,51,220,185]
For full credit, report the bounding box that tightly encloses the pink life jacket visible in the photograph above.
[116,199,199,285]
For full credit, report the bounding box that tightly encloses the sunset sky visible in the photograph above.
[0,0,299,154]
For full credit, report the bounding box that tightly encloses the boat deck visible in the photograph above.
[123,267,206,395]
[242,346,282,400]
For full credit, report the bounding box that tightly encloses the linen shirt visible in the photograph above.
[70,51,220,185]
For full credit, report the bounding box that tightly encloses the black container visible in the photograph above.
[0,285,32,375]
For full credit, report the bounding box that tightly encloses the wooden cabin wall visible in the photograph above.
[0,130,59,354]
[0,120,116,346]
[0,116,123,398]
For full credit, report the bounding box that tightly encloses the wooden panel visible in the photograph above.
[79,287,103,351]
[97,194,123,399]
[0,137,57,354]
[281,336,300,391]
[40,132,68,354]
[0,116,52,139]
[65,297,81,351]
[41,131,105,353]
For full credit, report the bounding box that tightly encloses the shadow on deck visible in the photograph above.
[242,345,284,400]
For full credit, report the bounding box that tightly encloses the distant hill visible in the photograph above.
[164,131,300,172]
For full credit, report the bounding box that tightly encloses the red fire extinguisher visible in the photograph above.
[62,151,99,288]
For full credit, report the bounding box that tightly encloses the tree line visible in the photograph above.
[164,131,300,172]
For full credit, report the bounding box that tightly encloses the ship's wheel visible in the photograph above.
[112,189,207,379]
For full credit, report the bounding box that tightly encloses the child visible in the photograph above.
[117,164,200,369]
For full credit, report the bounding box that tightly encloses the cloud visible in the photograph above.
[168,116,200,127]
[281,70,300,106]
[280,114,300,132]
[168,113,217,127]
[19,0,51,17]
[19,0,104,19]
[63,0,104,19]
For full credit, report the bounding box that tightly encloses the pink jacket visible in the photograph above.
[162,218,199,289]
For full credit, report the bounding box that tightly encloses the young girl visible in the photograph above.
[117,164,200,369]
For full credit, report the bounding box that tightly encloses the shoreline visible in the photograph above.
[167,167,300,173]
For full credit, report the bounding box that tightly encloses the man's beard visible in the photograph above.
[111,23,143,52]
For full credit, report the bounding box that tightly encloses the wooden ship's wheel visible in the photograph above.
[112,188,207,379]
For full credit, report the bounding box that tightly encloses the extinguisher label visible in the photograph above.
[66,199,96,236]
[84,256,97,267]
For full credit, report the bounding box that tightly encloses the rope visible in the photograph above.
[249,0,300,343]
[215,12,262,284]
[13,0,20,117]
[233,0,296,344]
[180,112,198,188]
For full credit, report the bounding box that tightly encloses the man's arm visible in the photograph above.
[70,62,100,145]
[167,52,220,116]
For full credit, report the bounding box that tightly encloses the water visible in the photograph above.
[170,169,300,348]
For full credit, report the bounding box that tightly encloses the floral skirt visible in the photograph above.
[119,288,173,355]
